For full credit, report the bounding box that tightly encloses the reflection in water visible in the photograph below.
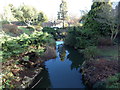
[58,44,85,70]
[33,41,85,88]
[58,44,66,61]
[65,46,85,70]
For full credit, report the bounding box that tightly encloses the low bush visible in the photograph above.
[64,26,96,49]
[42,27,58,40]
[64,27,83,48]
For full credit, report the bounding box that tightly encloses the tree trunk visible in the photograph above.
[111,30,114,41]
[63,19,65,29]
[113,30,118,40]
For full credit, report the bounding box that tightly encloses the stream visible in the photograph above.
[31,41,86,88]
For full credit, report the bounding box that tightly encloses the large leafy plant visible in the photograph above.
[1,31,54,62]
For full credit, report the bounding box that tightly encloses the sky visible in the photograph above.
[0,0,93,20]
[0,0,119,20]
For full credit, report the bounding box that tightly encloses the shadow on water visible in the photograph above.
[26,65,51,89]
[30,41,86,88]
[34,67,51,88]
[65,45,85,70]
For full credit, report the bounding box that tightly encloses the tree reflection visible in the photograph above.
[58,44,66,61]
[65,46,85,70]
[57,44,85,70]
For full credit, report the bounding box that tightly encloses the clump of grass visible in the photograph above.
[18,26,34,35]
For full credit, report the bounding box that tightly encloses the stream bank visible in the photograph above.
[21,46,56,88]
[1,45,56,89]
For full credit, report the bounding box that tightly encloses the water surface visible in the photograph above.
[35,41,85,88]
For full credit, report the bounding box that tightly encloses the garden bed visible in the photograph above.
[81,45,120,88]
[81,59,119,86]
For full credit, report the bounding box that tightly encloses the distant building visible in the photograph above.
[42,21,53,27]
[42,20,63,28]
[51,21,63,28]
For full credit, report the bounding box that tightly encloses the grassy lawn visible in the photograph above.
[18,26,34,35]
[97,45,118,60]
